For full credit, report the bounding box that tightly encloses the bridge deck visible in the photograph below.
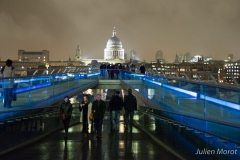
[0,114,179,160]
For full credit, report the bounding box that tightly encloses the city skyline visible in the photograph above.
[0,0,240,62]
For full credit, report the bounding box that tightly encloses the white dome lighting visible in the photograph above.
[107,36,122,47]
[104,27,124,60]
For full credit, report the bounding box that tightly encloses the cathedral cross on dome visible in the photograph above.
[112,27,117,37]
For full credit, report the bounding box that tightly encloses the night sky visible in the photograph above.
[0,0,240,62]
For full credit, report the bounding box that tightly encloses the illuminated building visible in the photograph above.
[130,50,137,61]
[221,61,240,84]
[18,50,49,62]
[104,27,125,60]
[146,58,222,80]
[155,51,163,61]
[183,52,191,62]
[74,44,82,61]
[124,53,127,60]
[228,54,233,61]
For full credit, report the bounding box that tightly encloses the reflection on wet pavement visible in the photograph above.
[0,114,180,160]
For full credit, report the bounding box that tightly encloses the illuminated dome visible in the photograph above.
[104,27,125,60]
[107,36,122,47]
[106,27,122,48]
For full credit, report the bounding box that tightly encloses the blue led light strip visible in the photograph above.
[87,73,100,77]
[144,79,162,86]
[14,82,52,93]
[131,73,145,77]
[200,94,240,110]
[143,78,197,97]
[162,84,197,97]
[14,77,51,83]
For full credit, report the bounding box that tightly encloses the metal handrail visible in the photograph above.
[0,69,100,80]
[137,108,240,144]
[138,105,240,129]
[123,70,240,92]
[0,105,80,121]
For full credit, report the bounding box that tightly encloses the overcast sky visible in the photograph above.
[0,0,240,62]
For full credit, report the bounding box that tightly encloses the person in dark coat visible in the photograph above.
[124,89,137,131]
[100,64,104,76]
[110,64,115,79]
[109,91,124,131]
[115,64,120,79]
[139,65,146,74]
[92,94,106,138]
[60,96,73,138]
[107,63,111,78]
[102,63,106,76]
[118,63,122,69]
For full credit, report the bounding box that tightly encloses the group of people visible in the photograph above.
[100,63,124,79]
[109,89,137,132]
[59,88,137,139]
[100,63,146,79]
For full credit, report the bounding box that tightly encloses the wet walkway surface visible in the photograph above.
[0,114,179,160]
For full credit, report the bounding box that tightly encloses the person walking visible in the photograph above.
[60,96,73,138]
[109,91,123,131]
[79,95,92,137]
[100,64,104,76]
[124,89,137,132]
[139,64,146,74]
[102,63,106,76]
[107,63,111,78]
[115,64,120,79]
[92,94,106,138]
[110,64,115,79]
[1,59,15,108]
